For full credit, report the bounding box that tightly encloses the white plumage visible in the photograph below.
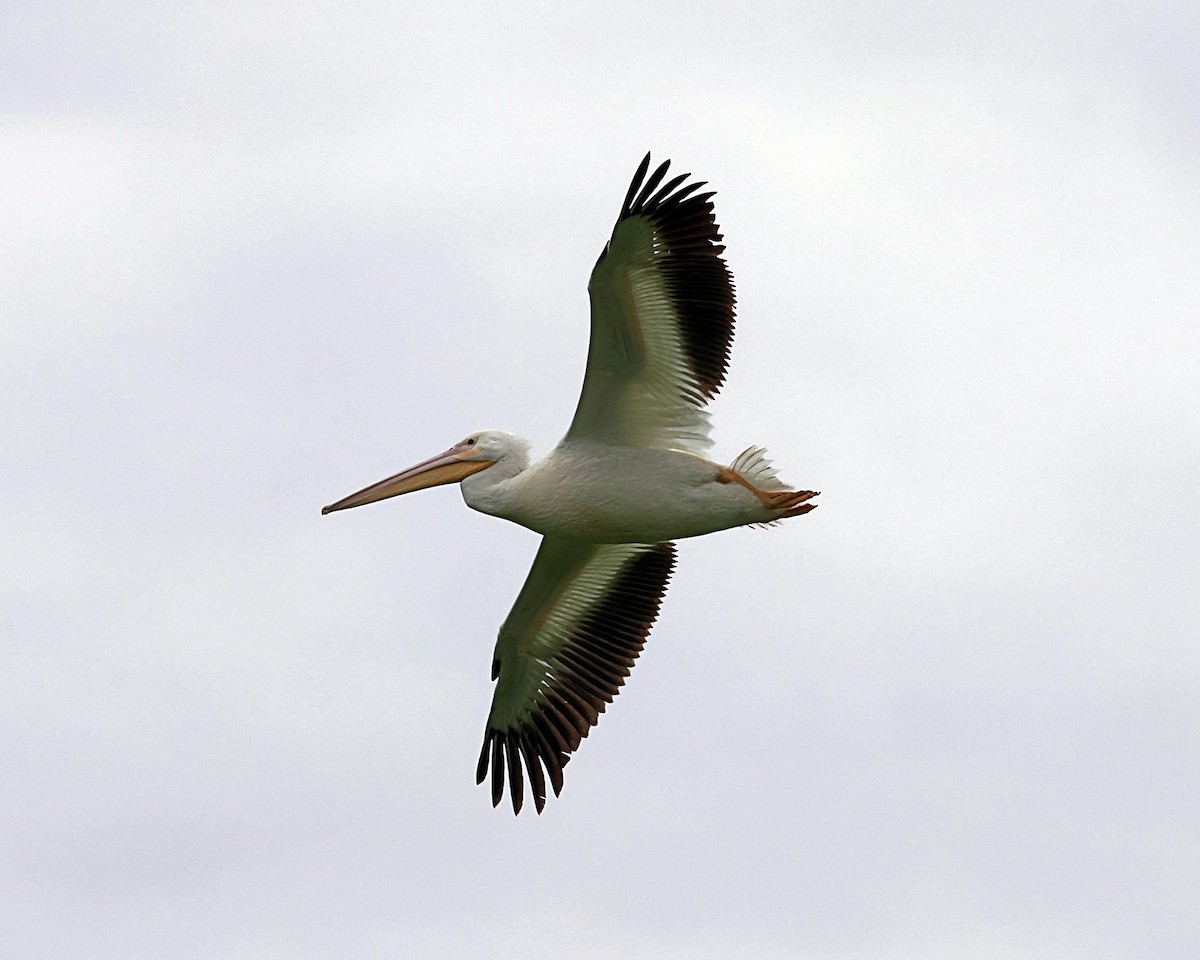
[323,154,819,813]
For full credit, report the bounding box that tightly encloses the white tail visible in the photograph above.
[725,446,819,519]
[728,446,791,492]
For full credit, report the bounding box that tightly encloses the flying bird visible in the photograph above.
[323,153,819,814]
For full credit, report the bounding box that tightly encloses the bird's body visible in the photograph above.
[323,154,819,814]
[463,438,797,544]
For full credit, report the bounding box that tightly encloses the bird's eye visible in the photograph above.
[466,438,476,446]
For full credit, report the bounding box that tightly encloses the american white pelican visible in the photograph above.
[323,154,819,814]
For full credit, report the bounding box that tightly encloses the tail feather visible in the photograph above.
[727,446,819,519]
[728,446,791,491]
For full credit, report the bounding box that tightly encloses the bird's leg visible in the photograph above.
[716,465,819,512]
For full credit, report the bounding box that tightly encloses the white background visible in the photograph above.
[3,3,1197,957]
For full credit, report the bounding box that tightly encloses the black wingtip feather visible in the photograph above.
[506,738,524,815]
[490,737,504,808]
[519,734,547,814]
[476,734,490,785]
[621,152,653,217]
[631,159,672,215]
[646,172,690,210]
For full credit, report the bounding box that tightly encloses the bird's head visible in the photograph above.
[453,430,530,467]
[321,430,527,515]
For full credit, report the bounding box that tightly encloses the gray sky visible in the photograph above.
[3,2,1198,958]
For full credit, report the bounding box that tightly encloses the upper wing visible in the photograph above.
[565,153,737,453]
[476,537,676,814]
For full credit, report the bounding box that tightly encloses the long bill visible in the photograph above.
[321,448,495,515]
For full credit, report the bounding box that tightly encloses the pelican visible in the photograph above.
[323,154,819,814]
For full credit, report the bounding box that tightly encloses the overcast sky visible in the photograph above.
[3,2,1198,958]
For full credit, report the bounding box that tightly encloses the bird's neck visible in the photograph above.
[460,457,527,520]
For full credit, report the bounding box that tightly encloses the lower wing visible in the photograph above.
[477,537,677,813]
